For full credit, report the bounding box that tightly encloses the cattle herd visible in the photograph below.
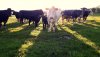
[0,7,91,32]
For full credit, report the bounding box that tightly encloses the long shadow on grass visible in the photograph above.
[66,23,100,46]
[20,25,99,57]
[0,23,36,57]
[15,25,43,57]
[6,22,24,28]
[82,23,100,29]
[61,24,100,56]
[61,26,100,57]
[87,20,100,26]
[24,26,73,57]
[0,22,25,32]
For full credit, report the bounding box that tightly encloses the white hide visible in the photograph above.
[46,7,62,25]
[45,7,62,32]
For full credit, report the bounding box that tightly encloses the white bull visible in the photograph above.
[46,6,62,32]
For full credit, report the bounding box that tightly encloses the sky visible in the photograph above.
[0,0,100,11]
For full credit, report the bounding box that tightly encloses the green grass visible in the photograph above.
[0,14,100,57]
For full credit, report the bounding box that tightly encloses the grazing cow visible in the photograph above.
[18,9,44,27]
[46,6,62,32]
[0,8,12,28]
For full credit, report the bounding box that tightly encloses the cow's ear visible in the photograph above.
[45,8,49,10]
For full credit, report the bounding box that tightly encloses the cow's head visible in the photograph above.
[11,10,17,15]
[7,8,13,16]
[45,8,49,10]
[7,8,11,11]
[81,7,87,11]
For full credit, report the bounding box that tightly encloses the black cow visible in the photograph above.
[0,8,12,28]
[41,14,48,30]
[13,11,21,22]
[82,9,91,22]
[71,10,82,22]
[62,9,91,23]
[62,10,74,22]
[19,9,44,27]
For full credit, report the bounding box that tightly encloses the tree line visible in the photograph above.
[91,5,100,14]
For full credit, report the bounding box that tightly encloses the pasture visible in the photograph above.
[0,14,100,57]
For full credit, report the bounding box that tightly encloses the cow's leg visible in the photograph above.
[21,19,23,24]
[4,20,7,28]
[20,18,23,24]
[23,19,25,23]
[24,19,27,23]
[19,19,21,23]
[73,18,75,23]
[0,22,2,29]
[55,24,57,30]
[21,18,24,23]
[47,19,50,32]
[66,18,70,22]
[66,18,68,22]
[29,19,31,26]
[46,23,48,29]
[53,27,55,32]
[33,21,34,25]
[23,19,27,23]
[47,23,49,30]
[75,18,77,22]
[48,24,52,32]
[53,24,56,32]
[83,17,87,22]
[34,21,38,27]
[48,25,50,32]
[62,17,64,25]
[43,23,45,30]
[68,18,70,22]
[73,18,76,24]
[56,18,59,25]
[18,18,20,22]
[78,17,81,23]
[74,18,77,23]
[44,24,47,29]
[17,18,20,22]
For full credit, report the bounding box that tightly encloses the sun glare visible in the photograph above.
[0,0,100,11]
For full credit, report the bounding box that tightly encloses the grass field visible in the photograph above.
[0,14,100,57]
